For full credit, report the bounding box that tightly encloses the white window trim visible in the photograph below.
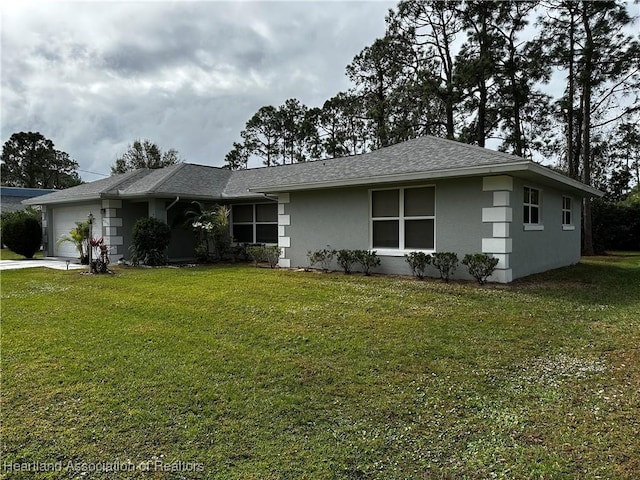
[369,185,436,254]
[523,185,544,231]
[562,196,574,230]
[231,203,278,244]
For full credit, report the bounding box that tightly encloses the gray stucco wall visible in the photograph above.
[510,179,582,279]
[120,201,149,260]
[283,178,489,280]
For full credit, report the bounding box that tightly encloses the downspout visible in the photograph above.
[166,196,180,211]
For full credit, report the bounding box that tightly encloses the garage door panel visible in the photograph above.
[53,204,102,258]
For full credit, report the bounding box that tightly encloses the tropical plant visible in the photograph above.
[89,237,110,273]
[354,250,380,276]
[462,253,499,285]
[431,252,459,283]
[188,203,231,262]
[130,217,171,266]
[56,220,90,264]
[0,209,42,259]
[404,251,432,280]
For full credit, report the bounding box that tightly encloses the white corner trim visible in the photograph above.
[483,175,513,192]
[277,203,286,215]
[482,237,513,254]
[278,193,290,204]
[102,199,122,208]
[278,258,291,268]
[279,236,291,248]
[562,225,576,231]
[103,217,123,227]
[490,268,513,283]
[482,206,513,223]
[493,191,510,206]
[492,222,510,238]
[278,214,290,226]
[523,224,545,231]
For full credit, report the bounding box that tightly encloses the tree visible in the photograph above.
[111,139,181,174]
[0,209,42,258]
[224,142,249,170]
[242,106,282,166]
[1,131,81,188]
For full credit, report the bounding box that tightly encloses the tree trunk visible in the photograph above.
[581,2,594,255]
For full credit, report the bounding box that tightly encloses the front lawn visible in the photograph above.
[0,248,43,260]
[1,254,639,479]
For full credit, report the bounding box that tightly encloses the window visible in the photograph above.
[562,196,572,225]
[371,186,435,251]
[231,203,278,244]
[523,186,541,225]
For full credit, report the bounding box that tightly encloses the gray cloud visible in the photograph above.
[2,1,395,180]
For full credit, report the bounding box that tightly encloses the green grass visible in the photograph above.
[0,248,43,260]
[1,254,639,479]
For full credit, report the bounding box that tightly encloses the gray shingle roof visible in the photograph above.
[25,136,600,205]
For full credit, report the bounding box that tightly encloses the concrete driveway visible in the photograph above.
[0,258,86,271]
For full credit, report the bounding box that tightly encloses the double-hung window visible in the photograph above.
[523,186,542,229]
[371,186,435,251]
[562,196,574,230]
[231,203,278,244]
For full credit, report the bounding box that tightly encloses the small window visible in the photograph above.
[523,186,541,225]
[562,196,572,226]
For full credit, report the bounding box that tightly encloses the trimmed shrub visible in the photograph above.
[336,249,358,274]
[247,245,281,268]
[246,245,265,267]
[462,253,499,285]
[130,217,171,266]
[0,210,42,258]
[431,252,458,282]
[404,251,431,280]
[306,248,336,272]
[354,250,380,276]
[264,245,281,269]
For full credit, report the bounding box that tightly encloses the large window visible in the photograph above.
[231,203,278,244]
[523,186,541,225]
[371,186,435,251]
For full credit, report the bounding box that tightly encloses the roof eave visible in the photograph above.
[248,161,604,197]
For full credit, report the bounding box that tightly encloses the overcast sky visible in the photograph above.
[1,1,396,181]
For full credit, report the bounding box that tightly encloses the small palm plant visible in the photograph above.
[56,220,90,264]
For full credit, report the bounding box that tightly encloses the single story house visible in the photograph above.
[25,136,602,282]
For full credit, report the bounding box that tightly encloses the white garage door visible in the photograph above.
[53,204,103,258]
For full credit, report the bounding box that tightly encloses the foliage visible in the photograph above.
[246,245,265,267]
[462,253,500,285]
[354,249,381,276]
[2,255,640,479]
[592,199,640,253]
[264,245,281,269]
[336,249,359,274]
[56,220,90,264]
[89,237,110,273]
[0,210,42,258]
[111,139,181,174]
[306,248,336,272]
[129,217,171,266]
[404,251,432,280]
[246,245,281,268]
[0,131,81,188]
[431,252,459,282]
[187,203,231,262]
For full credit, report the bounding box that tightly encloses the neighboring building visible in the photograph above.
[25,136,602,282]
[0,186,57,215]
